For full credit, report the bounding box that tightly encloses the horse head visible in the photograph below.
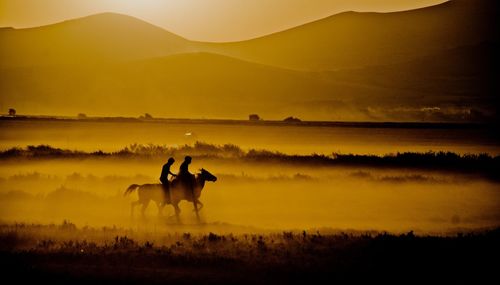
[199,168,217,182]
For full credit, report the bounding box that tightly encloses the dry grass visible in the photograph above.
[1,222,498,284]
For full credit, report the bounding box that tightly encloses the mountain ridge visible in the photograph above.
[200,0,497,70]
[0,0,496,121]
[1,43,495,121]
[0,12,192,68]
[2,0,497,70]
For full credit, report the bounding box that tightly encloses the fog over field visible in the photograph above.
[1,120,498,155]
[1,123,498,234]
[1,159,498,233]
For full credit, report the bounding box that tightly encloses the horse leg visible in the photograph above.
[188,184,200,222]
[192,200,203,211]
[131,200,141,218]
[173,203,181,216]
[141,200,150,217]
[173,203,181,222]
[157,201,165,217]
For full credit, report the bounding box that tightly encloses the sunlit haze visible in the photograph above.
[0,1,498,282]
[1,0,446,41]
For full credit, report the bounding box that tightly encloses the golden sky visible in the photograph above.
[0,0,446,41]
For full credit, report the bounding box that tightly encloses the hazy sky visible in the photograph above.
[0,0,446,41]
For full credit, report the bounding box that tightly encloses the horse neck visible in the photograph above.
[195,175,206,190]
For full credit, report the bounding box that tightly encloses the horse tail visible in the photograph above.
[124,184,140,196]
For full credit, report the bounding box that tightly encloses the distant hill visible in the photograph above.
[2,45,496,121]
[0,0,497,121]
[0,13,192,68]
[2,0,496,70]
[201,0,498,70]
[319,42,499,120]
[0,52,335,119]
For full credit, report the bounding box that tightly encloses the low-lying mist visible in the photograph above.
[1,144,498,234]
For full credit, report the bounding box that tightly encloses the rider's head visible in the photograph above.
[167,157,175,164]
[184,156,192,163]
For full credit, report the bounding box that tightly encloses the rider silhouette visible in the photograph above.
[160,157,176,194]
[179,156,191,174]
[160,157,176,184]
[178,156,194,191]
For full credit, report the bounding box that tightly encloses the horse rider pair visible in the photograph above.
[160,156,195,196]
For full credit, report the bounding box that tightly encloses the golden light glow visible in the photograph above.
[0,1,497,282]
[0,0,446,41]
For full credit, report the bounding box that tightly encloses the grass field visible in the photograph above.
[1,223,498,284]
[1,119,498,283]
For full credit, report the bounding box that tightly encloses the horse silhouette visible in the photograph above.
[124,168,217,219]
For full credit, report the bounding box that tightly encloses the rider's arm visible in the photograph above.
[169,171,177,177]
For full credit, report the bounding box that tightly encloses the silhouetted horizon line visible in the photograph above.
[0,0,451,43]
[0,114,495,129]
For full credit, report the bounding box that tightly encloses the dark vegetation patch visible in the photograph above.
[0,223,498,284]
[1,143,498,180]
